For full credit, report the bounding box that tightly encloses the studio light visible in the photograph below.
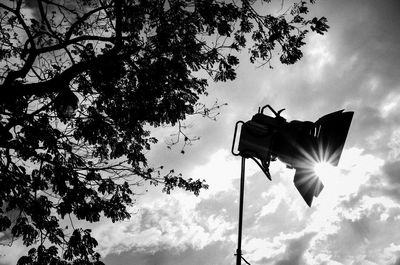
[232,105,354,206]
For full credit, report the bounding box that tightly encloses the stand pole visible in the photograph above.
[236,157,246,265]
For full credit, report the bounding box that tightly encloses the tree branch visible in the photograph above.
[37,0,56,38]
[65,4,113,41]
[114,0,122,50]
[35,35,116,54]
[2,2,38,86]
[0,3,14,13]
[1,51,125,103]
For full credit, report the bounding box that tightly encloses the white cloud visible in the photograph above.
[190,149,260,197]
[257,184,287,219]
[95,193,235,258]
[305,35,336,82]
[388,130,400,160]
[384,244,400,265]
[244,237,286,261]
[381,92,400,118]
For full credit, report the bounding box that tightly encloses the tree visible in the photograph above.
[0,0,329,264]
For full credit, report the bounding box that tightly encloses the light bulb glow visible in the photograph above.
[314,162,333,176]
[313,161,339,185]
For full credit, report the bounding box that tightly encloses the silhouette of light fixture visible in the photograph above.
[231,104,353,264]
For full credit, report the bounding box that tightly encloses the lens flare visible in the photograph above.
[313,161,338,185]
[314,162,333,177]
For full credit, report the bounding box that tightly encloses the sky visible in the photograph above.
[2,0,400,264]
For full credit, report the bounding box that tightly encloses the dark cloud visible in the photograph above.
[346,162,400,204]
[323,214,400,263]
[315,177,400,264]
[324,0,400,138]
[319,0,400,85]
[102,241,234,265]
[393,257,400,265]
[348,107,388,149]
[379,161,400,202]
[383,161,400,186]
[273,232,316,265]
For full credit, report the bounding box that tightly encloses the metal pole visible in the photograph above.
[236,157,246,265]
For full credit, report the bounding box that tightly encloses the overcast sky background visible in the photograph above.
[2,0,400,264]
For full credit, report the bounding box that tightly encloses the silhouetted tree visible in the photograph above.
[0,0,328,264]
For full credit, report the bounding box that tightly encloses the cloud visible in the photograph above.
[94,193,235,258]
[150,146,387,265]
[347,157,400,204]
[103,240,234,265]
[383,161,400,186]
[273,232,316,265]
[393,257,400,265]
[334,204,399,263]
[307,185,400,265]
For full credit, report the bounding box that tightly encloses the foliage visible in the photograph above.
[0,0,328,264]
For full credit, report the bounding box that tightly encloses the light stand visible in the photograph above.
[236,157,247,265]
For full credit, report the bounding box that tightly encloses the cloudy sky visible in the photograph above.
[2,0,400,265]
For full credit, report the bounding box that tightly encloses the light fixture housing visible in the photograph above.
[232,105,353,206]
